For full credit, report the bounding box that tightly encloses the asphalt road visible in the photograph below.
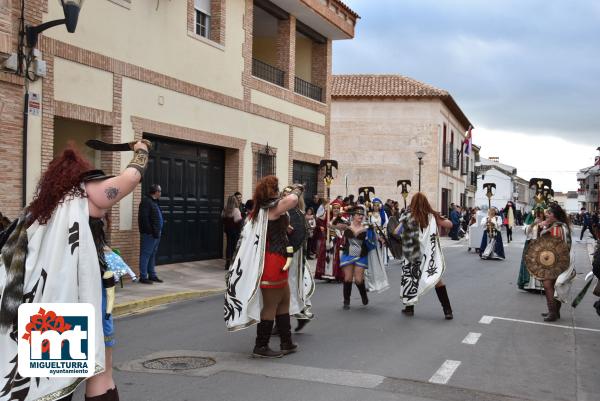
[81,228,600,401]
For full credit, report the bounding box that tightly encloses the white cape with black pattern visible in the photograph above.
[224,208,316,331]
[224,209,269,331]
[400,214,445,306]
[288,248,315,319]
[0,196,105,401]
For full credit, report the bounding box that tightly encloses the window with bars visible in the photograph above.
[195,0,211,38]
[256,148,276,180]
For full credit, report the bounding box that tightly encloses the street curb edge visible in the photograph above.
[113,288,225,317]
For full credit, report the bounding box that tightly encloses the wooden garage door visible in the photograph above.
[143,136,224,265]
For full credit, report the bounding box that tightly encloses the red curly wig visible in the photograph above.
[249,175,279,221]
[28,145,93,225]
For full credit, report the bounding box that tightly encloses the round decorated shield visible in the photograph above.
[525,236,570,280]
[288,208,307,252]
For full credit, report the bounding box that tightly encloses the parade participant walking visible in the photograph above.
[503,201,517,243]
[0,140,150,401]
[224,176,303,358]
[517,206,545,291]
[396,193,454,319]
[370,197,390,265]
[340,206,370,309]
[222,194,243,269]
[305,207,317,259]
[480,208,505,260]
[278,186,315,333]
[340,206,389,309]
[527,203,575,321]
[315,199,347,281]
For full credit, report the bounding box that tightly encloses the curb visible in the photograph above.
[113,288,225,317]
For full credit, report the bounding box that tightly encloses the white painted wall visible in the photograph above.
[475,168,514,209]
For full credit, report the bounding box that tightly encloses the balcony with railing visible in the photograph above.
[461,156,469,176]
[294,76,323,102]
[252,58,285,87]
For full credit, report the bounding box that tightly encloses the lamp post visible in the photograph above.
[415,151,426,192]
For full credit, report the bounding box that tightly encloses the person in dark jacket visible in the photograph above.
[449,205,460,240]
[579,208,597,241]
[138,184,164,284]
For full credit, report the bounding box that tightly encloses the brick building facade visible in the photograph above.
[0,0,358,267]
[330,75,477,212]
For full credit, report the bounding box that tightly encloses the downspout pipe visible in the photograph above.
[22,89,28,208]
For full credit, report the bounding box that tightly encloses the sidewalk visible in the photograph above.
[114,259,227,316]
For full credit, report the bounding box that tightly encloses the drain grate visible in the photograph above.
[142,356,216,371]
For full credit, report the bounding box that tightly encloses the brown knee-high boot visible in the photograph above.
[542,281,559,321]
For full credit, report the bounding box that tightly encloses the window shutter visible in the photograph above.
[195,0,211,15]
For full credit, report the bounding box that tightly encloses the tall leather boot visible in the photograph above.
[276,314,298,355]
[252,320,283,358]
[541,300,562,319]
[435,285,453,320]
[356,282,369,305]
[85,387,119,401]
[542,291,560,322]
[343,282,352,309]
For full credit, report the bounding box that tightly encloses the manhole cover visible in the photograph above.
[142,356,216,371]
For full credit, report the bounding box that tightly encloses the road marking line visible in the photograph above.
[429,360,461,384]
[479,315,494,324]
[462,332,482,345]
[479,315,600,332]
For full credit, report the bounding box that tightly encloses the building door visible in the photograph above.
[293,161,318,206]
[143,136,224,265]
[441,188,451,215]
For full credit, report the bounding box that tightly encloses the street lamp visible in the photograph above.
[415,151,426,191]
[26,0,84,48]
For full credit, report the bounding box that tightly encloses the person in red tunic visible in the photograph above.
[248,176,304,358]
[315,199,348,282]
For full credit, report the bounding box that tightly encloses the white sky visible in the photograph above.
[474,127,598,192]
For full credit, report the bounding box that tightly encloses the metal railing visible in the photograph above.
[252,58,284,87]
[294,76,323,102]
[461,157,469,175]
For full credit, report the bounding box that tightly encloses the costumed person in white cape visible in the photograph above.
[479,208,506,260]
[339,206,389,310]
[525,203,576,322]
[276,186,315,333]
[395,193,454,319]
[224,176,305,358]
[0,140,150,401]
[369,198,389,266]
